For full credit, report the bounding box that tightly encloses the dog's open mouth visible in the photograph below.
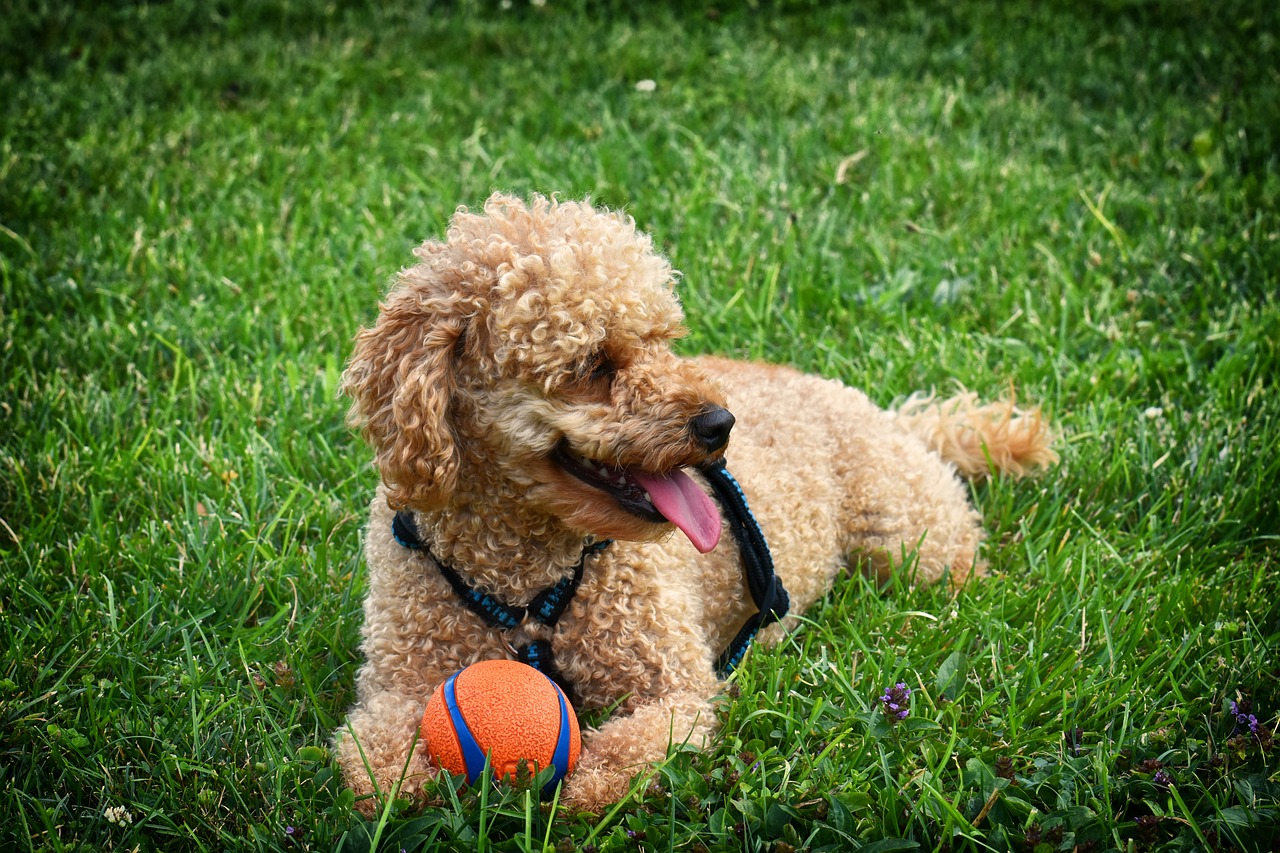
[551,441,722,553]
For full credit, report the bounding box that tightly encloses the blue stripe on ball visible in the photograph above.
[546,679,571,793]
[442,670,489,783]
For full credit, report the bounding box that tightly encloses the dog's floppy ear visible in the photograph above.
[342,265,470,511]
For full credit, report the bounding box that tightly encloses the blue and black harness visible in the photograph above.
[392,459,790,702]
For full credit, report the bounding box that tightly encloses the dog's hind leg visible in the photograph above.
[832,388,1056,589]
[831,420,988,589]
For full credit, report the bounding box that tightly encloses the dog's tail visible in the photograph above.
[893,388,1059,480]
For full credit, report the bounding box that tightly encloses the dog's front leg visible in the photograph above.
[334,688,436,816]
[563,682,721,812]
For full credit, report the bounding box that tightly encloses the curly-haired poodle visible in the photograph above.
[335,193,1056,813]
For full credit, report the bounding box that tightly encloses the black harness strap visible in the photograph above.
[392,510,606,704]
[699,461,791,675]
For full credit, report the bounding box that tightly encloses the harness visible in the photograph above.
[392,511,605,705]
[391,460,790,699]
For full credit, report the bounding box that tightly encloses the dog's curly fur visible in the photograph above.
[335,193,1057,813]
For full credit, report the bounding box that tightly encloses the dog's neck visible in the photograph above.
[411,501,598,605]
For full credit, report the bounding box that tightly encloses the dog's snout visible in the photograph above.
[691,406,735,452]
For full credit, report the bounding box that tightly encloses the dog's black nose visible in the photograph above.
[691,406,735,452]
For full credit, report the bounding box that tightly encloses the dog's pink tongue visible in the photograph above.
[633,469,722,553]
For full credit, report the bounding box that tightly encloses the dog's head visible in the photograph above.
[343,193,731,552]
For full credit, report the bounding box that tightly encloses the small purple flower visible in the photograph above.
[1230,701,1259,735]
[285,826,296,836]
[1153,769,1173,787]
[880,682,912,722]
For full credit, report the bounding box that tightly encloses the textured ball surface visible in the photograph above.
[420,659,580,790]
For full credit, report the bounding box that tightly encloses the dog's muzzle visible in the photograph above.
[551,428,727,554]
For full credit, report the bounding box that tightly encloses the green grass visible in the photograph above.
[2,0,1278,850]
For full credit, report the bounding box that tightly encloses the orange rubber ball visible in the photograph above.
[420,659,580,793]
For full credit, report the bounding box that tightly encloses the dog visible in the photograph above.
[334,192,1056,813]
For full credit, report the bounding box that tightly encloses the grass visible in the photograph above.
[2,0,1278,849]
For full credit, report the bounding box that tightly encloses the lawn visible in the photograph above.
[1,0,1278,850]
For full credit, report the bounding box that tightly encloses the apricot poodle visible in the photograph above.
[335,193,1056,813]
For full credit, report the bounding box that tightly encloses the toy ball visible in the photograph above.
[420,659,580,792]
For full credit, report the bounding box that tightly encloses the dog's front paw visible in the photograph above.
[560,690,718,813]
[339,737,438,818]
[562,748,648,814]
[335,691,438,817]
